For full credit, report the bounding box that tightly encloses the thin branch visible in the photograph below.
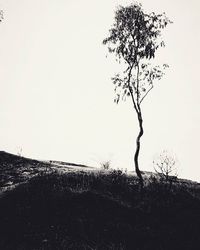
[127,64,139,114]
[136,63,140,109]
[129,86,139,114]
[140,84,153,104]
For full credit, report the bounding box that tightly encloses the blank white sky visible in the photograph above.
[0,0,199,181]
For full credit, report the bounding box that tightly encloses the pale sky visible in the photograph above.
[0,0,199,181]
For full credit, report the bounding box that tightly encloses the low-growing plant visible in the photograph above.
[153,150,178,184]
[100,160,111,170]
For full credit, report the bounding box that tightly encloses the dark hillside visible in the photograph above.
[0,151,91,189]
[0,152,200,249]
[0,151,51,188]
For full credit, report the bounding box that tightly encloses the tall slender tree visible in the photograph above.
[103,3,172,188]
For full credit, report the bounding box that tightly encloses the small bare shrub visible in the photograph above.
[153,150,178,183]
[100,161,111,170]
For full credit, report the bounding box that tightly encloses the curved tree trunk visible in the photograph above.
[134,111,144,189]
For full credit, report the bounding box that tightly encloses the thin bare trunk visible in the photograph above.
[134,111,144,189]
[128,63,144,188]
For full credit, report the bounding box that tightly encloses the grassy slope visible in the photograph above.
[0,152,200,250]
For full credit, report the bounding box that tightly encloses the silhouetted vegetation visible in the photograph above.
[0,151,52,188]
[153,150,178,183]
[0,161,200,249]
[103,3,172,188]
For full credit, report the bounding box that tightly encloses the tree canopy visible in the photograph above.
[103,3,172,106]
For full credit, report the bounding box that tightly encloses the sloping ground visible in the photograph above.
[0,151,93,191]
[0,170,200,249]
[1,151,198,190]
[1,151,200,249]
[0,151,52,190]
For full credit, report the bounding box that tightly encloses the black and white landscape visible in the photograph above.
[0,1,200,249]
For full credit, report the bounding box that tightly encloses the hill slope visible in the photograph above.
[0,151,200,250]
[0,151,92,190]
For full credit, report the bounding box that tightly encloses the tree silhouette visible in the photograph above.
[103,3,172,188]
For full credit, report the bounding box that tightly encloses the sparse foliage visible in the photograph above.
[103,3,172,188]
[153,150,178,182]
